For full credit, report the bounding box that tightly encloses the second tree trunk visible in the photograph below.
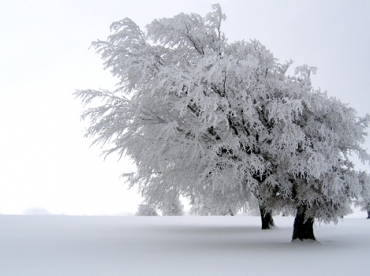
[259,206,275,230]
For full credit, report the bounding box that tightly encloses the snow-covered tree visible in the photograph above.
[77,6,299,223]
[75,5,370,240]
[264,71,370,240]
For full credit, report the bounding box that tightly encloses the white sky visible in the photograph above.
[1,0,369,215]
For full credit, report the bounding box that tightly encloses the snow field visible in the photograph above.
[0,215,369,276]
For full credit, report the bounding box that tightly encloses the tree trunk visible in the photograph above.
[292,205,316,241]
[367,210,370,219]
[259,205,275,230]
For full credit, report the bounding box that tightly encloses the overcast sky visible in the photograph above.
[1,0,369,215]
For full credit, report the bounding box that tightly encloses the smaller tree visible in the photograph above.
[289,91,369,240]
[257,66,370,241]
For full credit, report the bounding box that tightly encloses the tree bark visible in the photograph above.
[292,205,316,241]
[259,205,275,230]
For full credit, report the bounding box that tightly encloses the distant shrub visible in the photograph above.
[136,204,158,216]
[161,197,184,216]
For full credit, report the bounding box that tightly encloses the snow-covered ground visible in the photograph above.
[0,215,369,276]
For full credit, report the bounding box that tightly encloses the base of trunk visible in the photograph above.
[367,210,370,219]
[259,206,275,230]
[292,205,316,241]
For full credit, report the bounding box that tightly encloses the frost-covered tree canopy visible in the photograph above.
[75,4,370,224]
